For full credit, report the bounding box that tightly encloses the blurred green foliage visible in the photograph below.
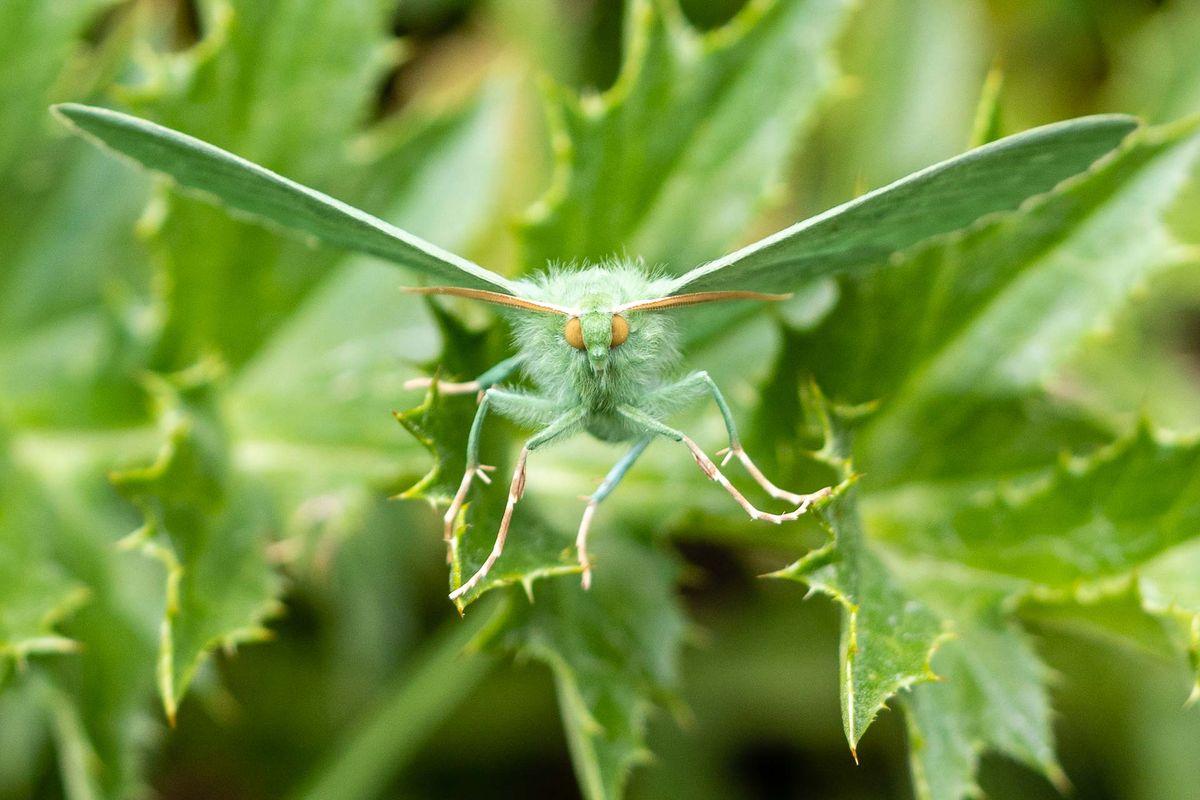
[2,1,1200,799]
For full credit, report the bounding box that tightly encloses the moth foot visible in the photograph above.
[576,499,598,590]
[717,445,811,505]
[684,436,831,525]
[449,448,529,603]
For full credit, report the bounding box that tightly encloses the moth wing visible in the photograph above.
[53,103,518,296]
[665,114,1140,296]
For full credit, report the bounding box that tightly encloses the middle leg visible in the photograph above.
[617,404,829,524]
[651,370,821,505]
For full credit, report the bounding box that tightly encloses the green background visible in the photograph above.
[2,1,1199,798]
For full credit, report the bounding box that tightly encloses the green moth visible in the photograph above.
[54,103,1137,600]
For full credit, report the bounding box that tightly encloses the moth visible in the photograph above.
[55,103,1137,599]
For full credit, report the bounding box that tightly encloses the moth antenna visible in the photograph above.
[613,290,792,313]
[406,286,577,315]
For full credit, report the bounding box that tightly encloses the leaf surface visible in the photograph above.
[786,119,1200,484]
[770,396,945,753]
[901,593,1064,800]
[497,534,684,800]
[873,424,1200,698]
[110,362,281,720]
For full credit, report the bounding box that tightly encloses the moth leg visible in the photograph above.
[405,353,528,396]
[659,371,828,505]
[442,389,498,563]
[617,405,829,524]
[449,407,585,602]
[576,436,653,589]
[441,385,552,563]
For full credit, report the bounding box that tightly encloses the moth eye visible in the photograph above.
[610,314,629,347]
[564,317,585,350]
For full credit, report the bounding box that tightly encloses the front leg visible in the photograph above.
[617,404,829,524]
[449,406,585,602]
[405,353,528,396]
[441,387,557,564]
[650,371,819,505]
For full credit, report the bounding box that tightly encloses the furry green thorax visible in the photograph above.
[512,261,680,411]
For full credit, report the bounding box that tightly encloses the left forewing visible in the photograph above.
[666,114,1139,296]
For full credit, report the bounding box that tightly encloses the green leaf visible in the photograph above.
[520,0,852,272]
[109,360,281,721]
[898,574,1064,800]
[4,427,162,799]
[53,103,516,297]
[770,395,946,755]
[875,424,1200,586]
[0,445,89,675]
[874,423,1200,695]
[497,533,684,800]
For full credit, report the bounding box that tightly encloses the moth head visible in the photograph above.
[565,312,629,374]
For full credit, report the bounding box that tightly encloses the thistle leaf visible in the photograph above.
[520,0,852,272]
[497,534,684,800]
[110,361,281,721]
[769,395,946,754]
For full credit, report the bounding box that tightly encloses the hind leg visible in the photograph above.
[575,437,652,589]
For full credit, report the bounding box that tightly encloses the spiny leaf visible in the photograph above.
[394,306,578,610]
[770,393,946,754]
[772,492,946,755]
[874,424,1200,693]
[520,0,852,272]
[110,360,281,721]
[874,424,1200,586]
[496,533,684,800]
[897,574,1064,800]
[0,446,89,676]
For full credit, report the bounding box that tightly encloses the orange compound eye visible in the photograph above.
[565,317,585,349]
[610,314,629,347]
